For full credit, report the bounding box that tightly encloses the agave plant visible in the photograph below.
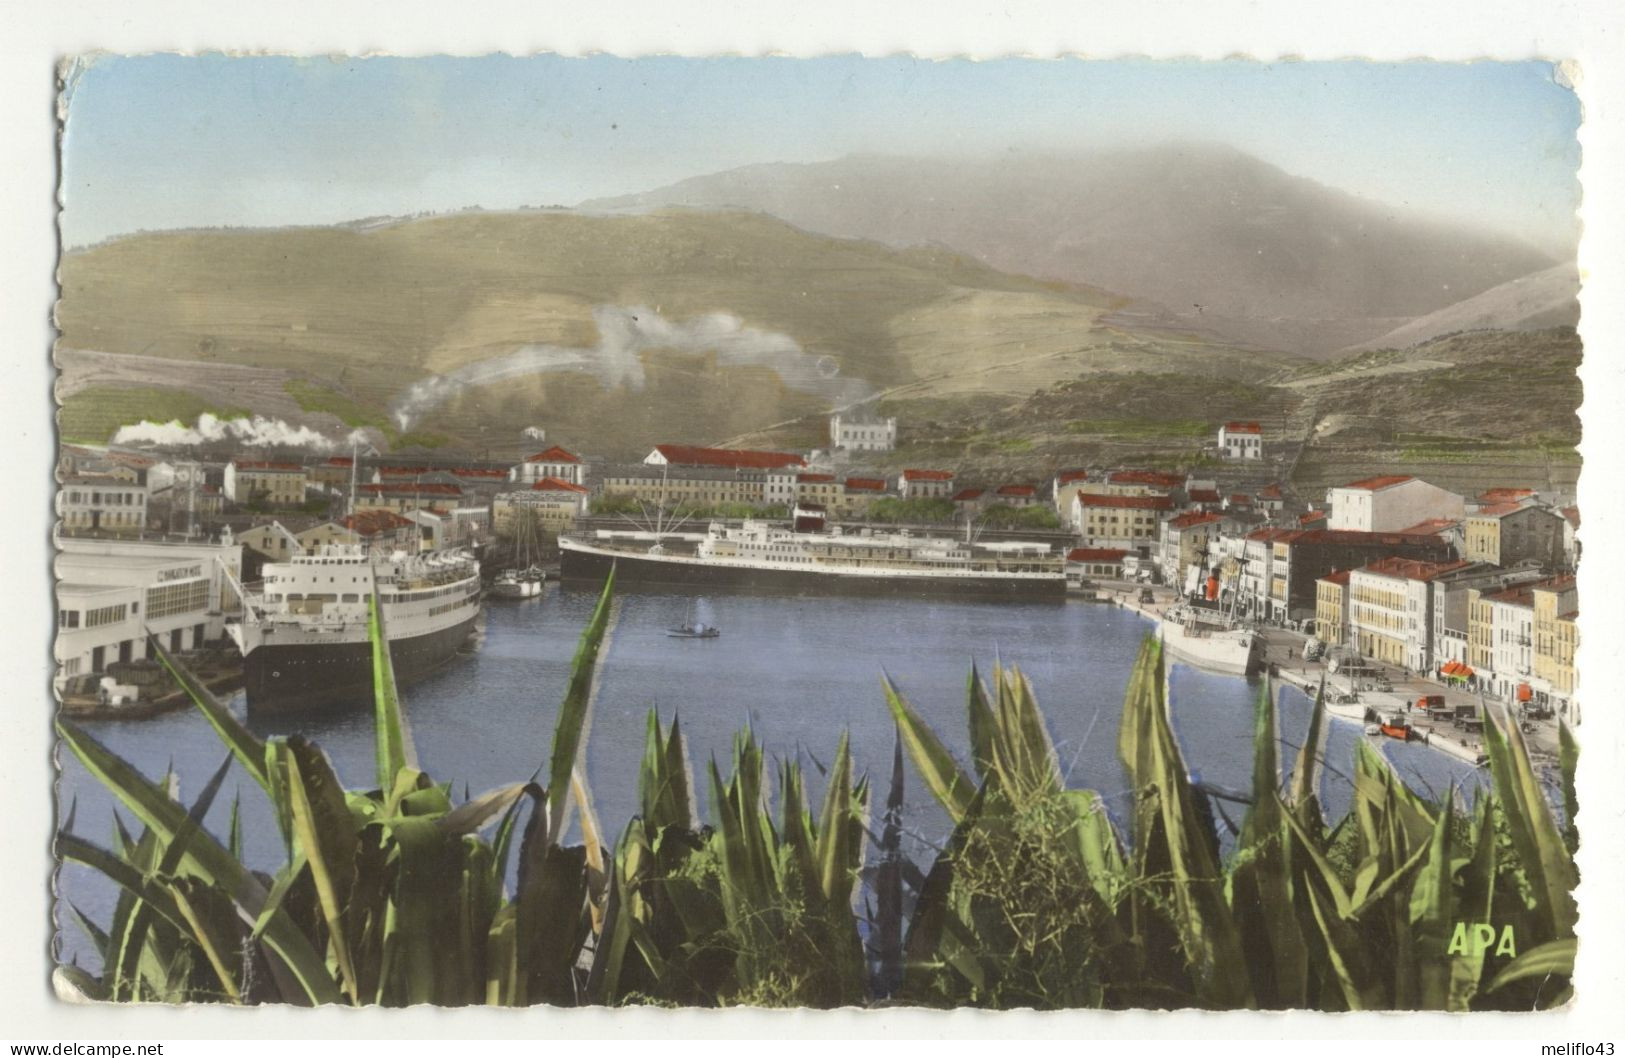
[590,716,871,1007]
[880,635,1578,1011]
[55,570,618,1006]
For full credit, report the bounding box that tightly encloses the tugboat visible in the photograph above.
[667,600,720,639]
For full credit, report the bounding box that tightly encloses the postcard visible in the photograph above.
[47,53,1587,1016]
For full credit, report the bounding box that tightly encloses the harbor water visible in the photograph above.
[53,583,1488,970]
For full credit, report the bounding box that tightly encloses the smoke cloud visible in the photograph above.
[112,412,370,450]
[391,304,875,429]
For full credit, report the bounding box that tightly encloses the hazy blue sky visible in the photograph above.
[59,54,1581,254]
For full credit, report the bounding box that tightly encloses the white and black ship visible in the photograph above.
[226,545,482,713]
[560,520,1065,598]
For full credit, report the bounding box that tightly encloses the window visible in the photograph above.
[58,609,80,629]
[86,604,128,628]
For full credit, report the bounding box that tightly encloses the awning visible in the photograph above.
[1517,683,1533,702]
[1440,660,1475,679]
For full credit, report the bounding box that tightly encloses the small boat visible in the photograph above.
[490,566,545,599]
[491,509,546,599]
[667,622,720,639]
[668,600,720,639]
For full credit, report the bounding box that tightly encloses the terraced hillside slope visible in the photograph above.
[56,209,1290,458]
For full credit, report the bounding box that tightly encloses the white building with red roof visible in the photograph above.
[898,468,955,500]
[1070,492,1174,551]
[514,445,585,486]
[1218,421,1263,460]
[994,484,1036,508]
[1326,475,1464,533]
[1065,547,1130,587]
[644,444,805,471]
[492,476,591,535]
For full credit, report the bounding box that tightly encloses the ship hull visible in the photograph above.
[242,612,479,716]
[1159,618,1258,676]
[560,541,1065,600]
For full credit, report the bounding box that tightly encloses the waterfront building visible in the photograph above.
[354,482,463,515]
[1325,475,1465,533]
[239,520,309,562]
[1071,493,1174,553]
[829,409,897,453]
[55,534,244,691]
[599,463,770,510]
[994,484,1037,508]
[1102,469,1184,497]
[644,444,805,471]
[1218,421,1263,460]
[796,473,845,512]
[1531,576,1580,722]
[1255,528,1456,626]
[1065,547,1129,588]
[952,488,987,517]
[512,445,585,487]
[899,469,955,500]
[1347,557,1473,671]
[1462,503,1567,569]
[308,455,355,488]
[1314,570,1351,646]
[843,476,888,517]
[1052,469,1095,519]
[492,477,591,535]
[57,475,149,535]
[1427,563,1545,675]
[1158,511,1225,589]
[224,460,308,506]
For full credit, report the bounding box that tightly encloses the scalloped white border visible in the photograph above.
[6,0,1623,1043]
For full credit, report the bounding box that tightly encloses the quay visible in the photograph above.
[1086,580,1560,768]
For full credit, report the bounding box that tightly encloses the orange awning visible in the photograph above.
[1517,683,1533,702]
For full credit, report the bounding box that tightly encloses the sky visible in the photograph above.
[58,54,1582,254]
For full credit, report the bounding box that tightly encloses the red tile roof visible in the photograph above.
[233,460,303,471]
[1229,493,1251,504]
[341,510,415,535]
[902,468,955,481]
[1246,528,1298,542]
[525,445,581,464]
[1319,569,1352,586]
[1357,557,1473,583]
[1299,510,1328,525]
[1477,487,1534,503]
[324,456,354,467]
[1339,474,1414,492]
[1291,528,1450,548]
[1257,484,1283,500]
[1398,517,1460,535]
[1471,502,1524,517]
[1055,469,1092,485]
[1188,489,1222,503]
[952,489,985,502]
[359,483,462,496]
[996,484,1036,497]
[1167,512,1222,530]
[1067,548,1130,563]
[531,477,589,494]
[1223,421,1261,433]
[845,477,887,492]
[652,444,805,470]
[1075,493,1175,510]
[798,473,836,483]
[1107,470,1184,488]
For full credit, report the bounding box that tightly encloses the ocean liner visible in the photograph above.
[226,545,482,713]
[559,520,1065,598]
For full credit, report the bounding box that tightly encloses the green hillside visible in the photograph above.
[56,210,1288,457]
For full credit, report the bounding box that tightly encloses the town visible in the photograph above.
[53,408,1579,756]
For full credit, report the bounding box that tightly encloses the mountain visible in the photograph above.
[55,209,1296,458]
[583,146,1560,356]
[1338,263,1580,354]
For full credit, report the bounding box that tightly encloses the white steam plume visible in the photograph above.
[111,412,370,450]
[391,304,875,429]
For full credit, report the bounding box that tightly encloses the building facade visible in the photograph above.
[1218,421,1263,460]
[224,461,308,506]
[57,476,149,535]
[1462,503,1567,569]
[829,411,897,453]
[1326,476,1465,533]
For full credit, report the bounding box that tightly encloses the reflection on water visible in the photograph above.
[54,582,1485,969]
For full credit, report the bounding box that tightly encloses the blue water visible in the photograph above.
[52,584,1484,971]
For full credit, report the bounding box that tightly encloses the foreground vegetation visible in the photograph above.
[56,575,1577,1009]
